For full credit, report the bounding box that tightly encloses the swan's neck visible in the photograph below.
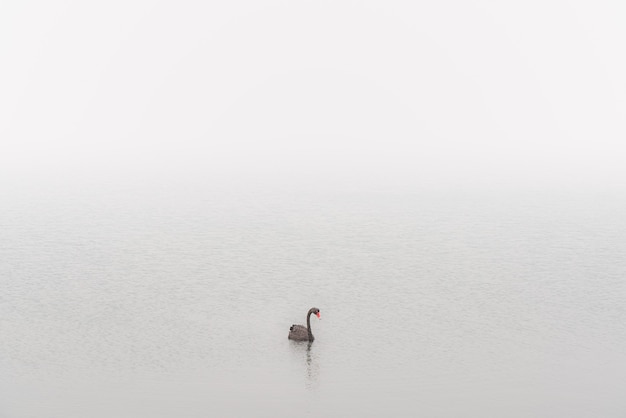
[306,311,314,339]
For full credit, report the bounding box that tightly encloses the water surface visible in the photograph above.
[1,186,625,417]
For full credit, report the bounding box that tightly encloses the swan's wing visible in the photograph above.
[290,324,307,333]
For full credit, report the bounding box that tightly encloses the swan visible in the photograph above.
[288,307,321,341]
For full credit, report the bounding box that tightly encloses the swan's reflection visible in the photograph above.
[289,341,320,390]
[305,342,320,390]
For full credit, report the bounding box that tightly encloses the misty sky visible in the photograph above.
[2,1,624,191]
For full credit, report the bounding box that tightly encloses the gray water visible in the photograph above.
[1,185,625,417]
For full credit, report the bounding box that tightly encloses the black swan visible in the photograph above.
[288,307,321,341]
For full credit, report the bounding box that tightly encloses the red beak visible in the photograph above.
[316,312,321,319]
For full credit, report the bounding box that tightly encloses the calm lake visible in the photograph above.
[1,185,625,417]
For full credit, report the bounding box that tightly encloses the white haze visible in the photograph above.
[1,0,625,192]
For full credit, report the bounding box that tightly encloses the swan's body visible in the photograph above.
[287,324,310,341]
[288,307,320,341]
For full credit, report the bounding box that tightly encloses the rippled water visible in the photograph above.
[1,185,625,417]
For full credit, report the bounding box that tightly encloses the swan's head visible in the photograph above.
[310,307,321,319]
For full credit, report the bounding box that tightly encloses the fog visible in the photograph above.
[2,1,625,192]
